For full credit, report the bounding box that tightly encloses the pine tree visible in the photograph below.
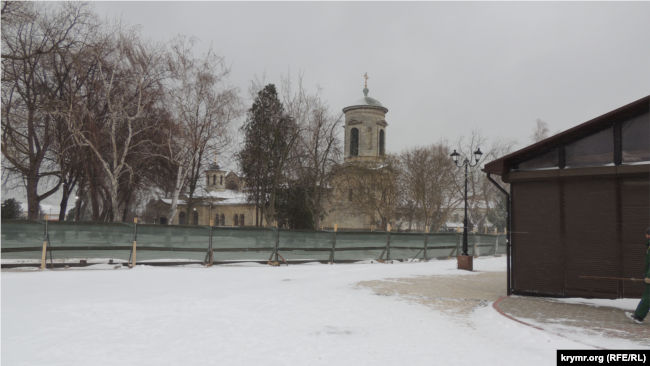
[237,84,299,226]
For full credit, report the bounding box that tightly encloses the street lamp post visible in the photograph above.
[450,147,483,269]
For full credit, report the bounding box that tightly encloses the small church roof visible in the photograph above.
[354,87,384,107]
[344,88,388,113]
[344,75,389,113]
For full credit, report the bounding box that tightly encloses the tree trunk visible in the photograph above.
[26,174,40,220]
[59,185,70,221]
[110,177,120,223]
[167,165,185,223]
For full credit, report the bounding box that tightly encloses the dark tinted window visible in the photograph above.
[565,128,613,168]
[517,148,559,170]
[622,112,650,164]
[350,128,359,156]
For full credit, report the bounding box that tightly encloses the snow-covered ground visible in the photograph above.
[0,257,640,366]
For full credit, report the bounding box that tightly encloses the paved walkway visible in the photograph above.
[358,271,649,348]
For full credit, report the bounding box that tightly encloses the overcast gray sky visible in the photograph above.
[5,1,650,210]
[92,1,650,156]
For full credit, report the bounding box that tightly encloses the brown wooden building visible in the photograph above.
[484,96,649,298]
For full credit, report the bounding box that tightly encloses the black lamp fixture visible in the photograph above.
[450,147,483,257]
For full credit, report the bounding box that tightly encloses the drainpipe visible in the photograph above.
[487,173,512,296]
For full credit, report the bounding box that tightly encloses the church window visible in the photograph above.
[206,175,210,186]
[193,210,199,225]
[379,130,385,156]
[215,213,220,226]
[220,175,223,185]
[350,128,359,156]
[240,214,245,226]
[179,212,186,225]
[212,175,216,185]
[234,214,239,226]
[220,214,225,226]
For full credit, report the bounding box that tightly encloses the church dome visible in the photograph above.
[354,94,384,107]
[344,86,388,113]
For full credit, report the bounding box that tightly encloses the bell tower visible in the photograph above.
[205,159,226,192]
[343,73,389,163]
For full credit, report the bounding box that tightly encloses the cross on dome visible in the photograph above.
[363,72,369,97]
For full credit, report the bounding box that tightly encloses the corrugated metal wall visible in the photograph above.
[512,174,648,298]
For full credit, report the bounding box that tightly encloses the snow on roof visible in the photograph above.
[160,198,186,205]
[159,190,249,207]
[209,189,248,205]
[203,189,244,200]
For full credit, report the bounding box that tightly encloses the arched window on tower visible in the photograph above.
[379,129,385,156]
[240,214,245,226]
[234,214,239,226]
[350,128,359,157]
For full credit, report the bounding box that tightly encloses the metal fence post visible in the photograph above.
[473,234,478,257]
[128,217,138,268]
[386,224,391,261]
[423,232,429,261]
[40,218,49,270]
[329,224,337,264]
[205,219,214,266]
[268,223,281,265]
[274,226,280,263]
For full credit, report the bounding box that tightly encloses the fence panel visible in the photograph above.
[425,233,461,258]
[330,231,386,261]
[1,221,507,264]
[390,232,426,260]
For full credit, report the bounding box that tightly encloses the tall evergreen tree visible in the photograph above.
[237,84,299,226]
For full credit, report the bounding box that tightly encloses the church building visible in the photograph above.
[152,76,391,230]
[319,75,393,229]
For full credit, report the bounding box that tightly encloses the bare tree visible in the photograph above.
[280,74,342,229]
[531,118,550,142]
[1,2,93,219]
[161,36,240,223]
[453,132,515,232]
[399,143,459,232]
[65,28,166,222]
